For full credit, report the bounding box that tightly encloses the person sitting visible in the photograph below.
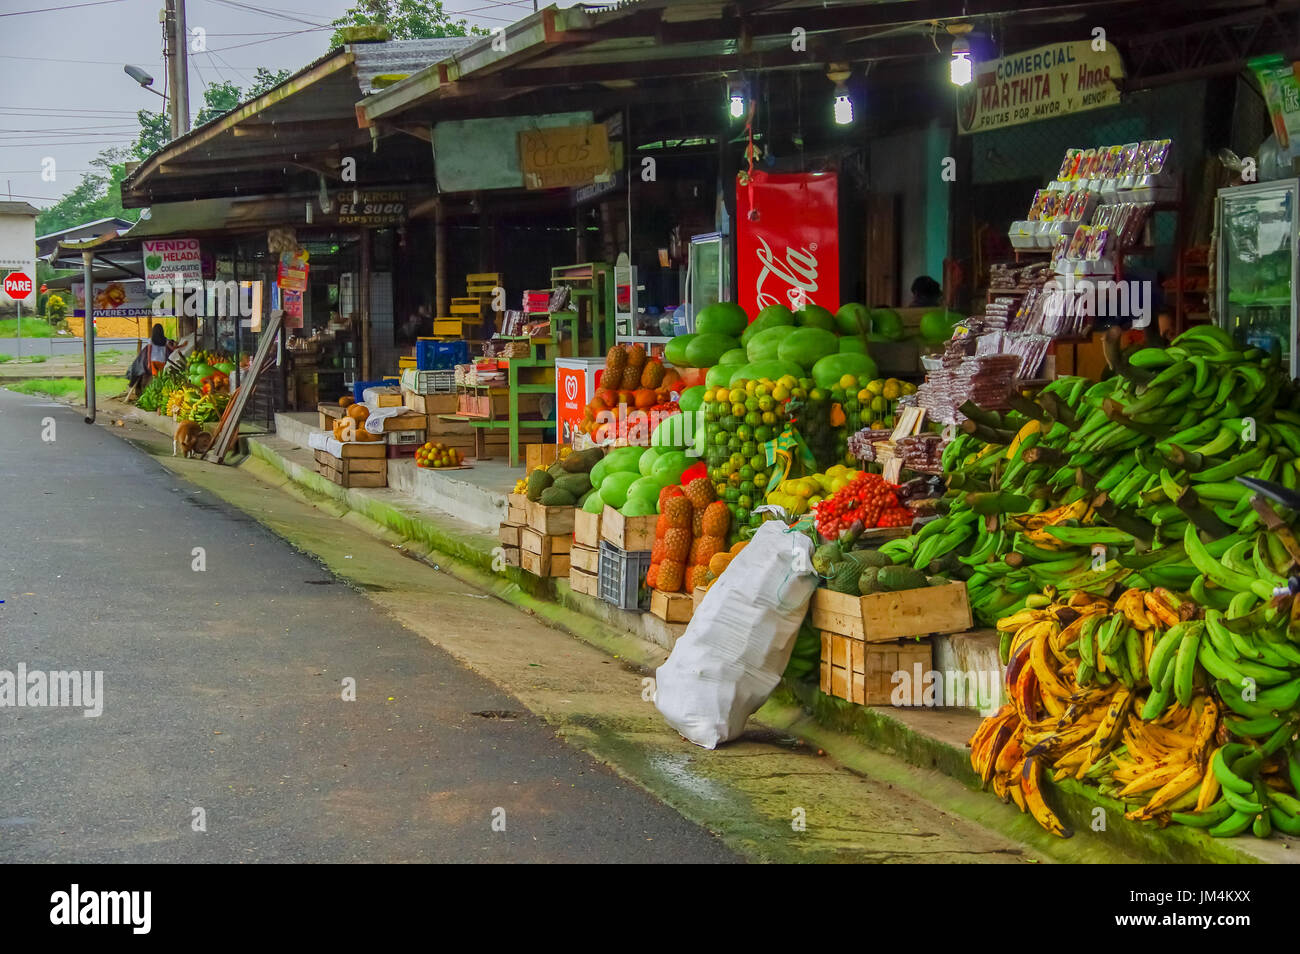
[909,276,943,308]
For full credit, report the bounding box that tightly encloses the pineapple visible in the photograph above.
[651,537,666,564]
[646,563,660,590]
[663,528,691,563]
[684,477,714,510]
[605,345,626,375]
[663,496,692,530]
[620,364,642,390]
[702,500,730,538]
[627,343,647,368]
[657,559,685,592]
[686,564,711,592]
[640,360,665,389]
[692,509,705,537]
[690,535,726,568]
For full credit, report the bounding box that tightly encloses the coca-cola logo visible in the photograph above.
[754,237,820,310]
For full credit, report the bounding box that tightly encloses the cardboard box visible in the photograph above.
[820,633,933,707]
[499,524,522,547]
[573,508,601,548]
[811,582,971,642]
[568,566,600,597]
[569,543,600,574]
[650,589,693,623]
[600,505,655,552]
[526,500,576,536]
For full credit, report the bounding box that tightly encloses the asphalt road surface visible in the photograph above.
[0,388,736,862]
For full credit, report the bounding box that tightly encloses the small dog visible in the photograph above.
[173,421,213,458]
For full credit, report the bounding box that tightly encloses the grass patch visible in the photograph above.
[0,353,10,363]
[28,354,47,363]
[5,376,126,400]
[0,318,55,337]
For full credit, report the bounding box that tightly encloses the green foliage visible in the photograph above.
[328,0,484,48]
[195,81,242,127]
[35,148,141,236]
[249,68,291,97]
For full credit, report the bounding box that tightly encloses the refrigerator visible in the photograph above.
[684,232,731,331]
[1216,179,1298,378]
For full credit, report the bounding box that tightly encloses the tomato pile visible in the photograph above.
[814,472,911,539]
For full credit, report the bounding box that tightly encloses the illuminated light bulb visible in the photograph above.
[729,93,746,119]
[833,91,853,125]
[950,49,973,86]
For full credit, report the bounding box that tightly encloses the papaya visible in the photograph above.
[794,304,836,331]
[685,333,741,368]
[778,327,839,368]
[812,352,879,389]
[719,348,747,366]
[745,324,795,363]
[678,385,706,413]
[663,333,697,366]
[694,301,749,338]
[740,304,794,347]
[598,471,640,509]
[834,302,872,336]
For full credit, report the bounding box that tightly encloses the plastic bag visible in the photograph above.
[654,521,820,748]
[126,347,148,383]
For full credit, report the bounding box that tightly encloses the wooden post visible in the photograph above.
[359,227,371,381]
[434,197,447,319]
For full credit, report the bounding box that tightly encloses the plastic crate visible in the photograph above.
[417,339,470,371]
[598,541,653,612]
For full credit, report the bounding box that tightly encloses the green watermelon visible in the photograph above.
[794,304,836,331]
[626,474,670,506]
[694,301,749,338]
[920,309,962,344]
[719,348,747,366]
[685,333,740,368]
[663,333,697,366]
[838,336,867,354]
[705,363,736,388]
[650,410,701,449]
[812,352,879,389]
[652,450,691,484]
[638,446,664,476]
[582,490,605,514]
[621,496,658,517]
[834,303,871,336]
[778,327,838,368]
[871,308,904,341]
[600,445,644,478]
[740,304,794,347]
[599,471,640,509]
[746,324,795,363]
[678,385,707,413]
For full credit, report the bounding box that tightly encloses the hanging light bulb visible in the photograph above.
[827,63,853,125]
[948,24,974,87]
[728,75,747,119]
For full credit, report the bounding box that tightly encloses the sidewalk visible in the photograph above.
[94,394,1299,863]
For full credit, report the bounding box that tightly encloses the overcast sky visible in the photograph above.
[0,0,558,224]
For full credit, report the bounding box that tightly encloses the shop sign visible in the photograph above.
[276,250,309,293]
[956,40,1125,135]
[736,171,839,316]
[71,280,167,319]
[334,190,406,227]
[142,238,202,283]
[519,124,612,190]
[1249,55,1300,150]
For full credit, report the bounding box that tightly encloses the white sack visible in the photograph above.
[654,521,819,748]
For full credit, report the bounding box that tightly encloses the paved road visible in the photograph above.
[0,387,736,862]
[0,336,137,358]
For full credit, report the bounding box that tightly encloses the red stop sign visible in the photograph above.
[3,271,33,300]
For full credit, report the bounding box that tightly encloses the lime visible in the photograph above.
[749,454,766,470]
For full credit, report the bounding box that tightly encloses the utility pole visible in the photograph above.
[164,0,190,138]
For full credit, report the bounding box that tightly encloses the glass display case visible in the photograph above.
[685,231,730,331]
[1216,179,1298,377]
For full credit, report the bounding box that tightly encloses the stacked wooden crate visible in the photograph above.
[567,508,602,597]
[814,582,972,706]
[315,440,388,488]
[499,492,528,568]
[519,499,575,577]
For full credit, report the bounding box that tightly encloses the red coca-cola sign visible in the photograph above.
[736,171,839,317]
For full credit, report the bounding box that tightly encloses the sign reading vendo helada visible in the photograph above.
[142,238,202,283]
[736,170,839,318]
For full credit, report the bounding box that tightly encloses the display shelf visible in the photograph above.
[550,262,614,357]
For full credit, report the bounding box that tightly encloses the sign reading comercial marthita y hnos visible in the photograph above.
[957,40,1125,135]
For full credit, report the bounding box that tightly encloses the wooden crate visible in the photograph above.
[526,444,562,471]
[569,543,600,574]
[569,566,600,597]
[520,527,571,559]
[318,402,347,430]
[819,633,933,706]
[366,386,403,407]
[522,549,570,578]
[315,450,387,488]
[507,493,528,526]
[433,318,463,336]
[526,500,576,536]
[574,508,601,548]
[379,410,427,432]
[401,389,460,415]
[600,505,655,552]
[650,589,693,623]
[810,582,971,643]
[692,585,709,613]
[502,545,520,567]
[499,524,522,547]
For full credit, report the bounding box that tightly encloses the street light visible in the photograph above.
[124,64,166,100]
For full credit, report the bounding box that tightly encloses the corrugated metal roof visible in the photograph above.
[352,37,474,93]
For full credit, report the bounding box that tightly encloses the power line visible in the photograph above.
[0,0,127,17]
[205,25,330,54]
[200,0,329,29]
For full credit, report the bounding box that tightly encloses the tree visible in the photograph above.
[195,81,243,127]
[328,0,482,48]
[133,108,170,160]
[34,148,140,236]
[249,67,291,97]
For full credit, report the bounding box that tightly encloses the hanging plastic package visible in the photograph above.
[654,520,820,748]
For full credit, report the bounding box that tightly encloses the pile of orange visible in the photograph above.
[416,442,463,468]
